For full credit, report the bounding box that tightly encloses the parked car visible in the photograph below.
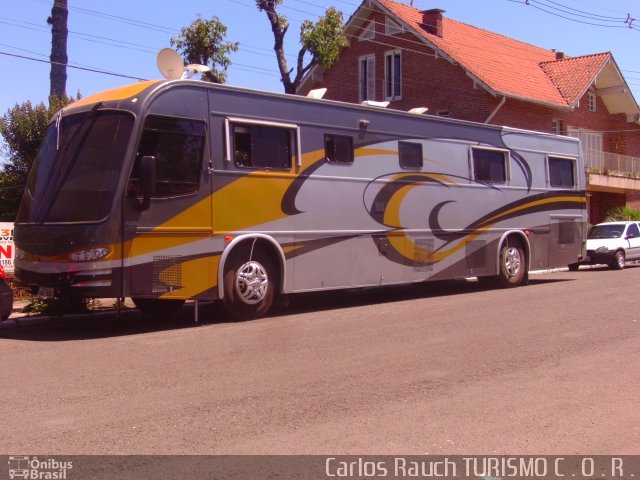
[569,221,640,271]
[0,264,13,320]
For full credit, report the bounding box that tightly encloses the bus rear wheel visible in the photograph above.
[132,298,186,317]
[223,248,276,321]
[497,240,526,288]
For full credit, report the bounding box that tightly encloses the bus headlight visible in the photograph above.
[69,248,110,262]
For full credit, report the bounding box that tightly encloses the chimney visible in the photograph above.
[421,9,445,37]
[555,51,565,60]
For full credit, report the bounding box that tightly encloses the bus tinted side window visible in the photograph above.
[135,115,205,197]
[325,134,354,164]
[399,141,423,169]
[548,156,575,188]
[233,124,292,169]
[472,148,507,184]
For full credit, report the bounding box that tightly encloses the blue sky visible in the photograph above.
[1,0,640,118]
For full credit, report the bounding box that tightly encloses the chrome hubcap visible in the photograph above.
[235,261,268,304]
[504,247,521,277]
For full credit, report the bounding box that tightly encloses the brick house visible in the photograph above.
[299,0,640,223]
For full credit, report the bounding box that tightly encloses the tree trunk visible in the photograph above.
[49,0,68,99]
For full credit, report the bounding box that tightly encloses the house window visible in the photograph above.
[359,54,375,103]
[359,21,375,41]
[567,127,603,169]
[385,17,403,36]
[231,123,293,170]
[548,156,575,188]
[551,118,562,134]
[472,147,508,184]
[325,134,353,164]
[588,91,596,112]
[384,50,401,101]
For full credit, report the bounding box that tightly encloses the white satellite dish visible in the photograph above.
[157,48,184,80]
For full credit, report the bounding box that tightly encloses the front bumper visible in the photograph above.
[582,249,616,266]
[14,266,119,298]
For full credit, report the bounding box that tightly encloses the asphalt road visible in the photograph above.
[1,266,639,455]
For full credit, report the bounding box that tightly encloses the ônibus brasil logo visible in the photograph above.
[8,456,73,480]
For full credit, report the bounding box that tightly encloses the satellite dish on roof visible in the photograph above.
[157,48,184,80]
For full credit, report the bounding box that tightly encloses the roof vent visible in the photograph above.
[421,9,445,37]
[361,100,389,108]
[555,51,565,60]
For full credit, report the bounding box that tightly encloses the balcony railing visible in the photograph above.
[584,149,640,179]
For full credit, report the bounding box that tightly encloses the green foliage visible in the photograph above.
[171,15,238,83]
[0,95,76,221]
[22,296,96,317]
[604,206,640,222]
[256,1,347,93]
[300,7,348,70]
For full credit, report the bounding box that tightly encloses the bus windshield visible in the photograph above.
[16,109,134,224]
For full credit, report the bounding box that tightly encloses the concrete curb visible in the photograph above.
[0,308,141,329]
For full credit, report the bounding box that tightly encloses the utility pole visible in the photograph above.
[48,0,68,99]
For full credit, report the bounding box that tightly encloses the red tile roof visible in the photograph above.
[375,0,610,109]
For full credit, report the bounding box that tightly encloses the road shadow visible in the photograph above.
[0,276,571,342]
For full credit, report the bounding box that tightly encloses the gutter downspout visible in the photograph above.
[485,95,506,124]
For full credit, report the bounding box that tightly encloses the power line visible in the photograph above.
[7,0,640,102]
[509,0,639,30]
[0,51,148,81]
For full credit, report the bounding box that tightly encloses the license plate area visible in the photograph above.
[38,287,55,298]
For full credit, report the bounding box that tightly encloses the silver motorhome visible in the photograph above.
[14,80,587,319]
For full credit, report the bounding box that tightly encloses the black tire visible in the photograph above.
[223,248,277,321]
[568,263,580,272]
[497,240,526,288]
[610,250,625,270]
[132,298,186,316]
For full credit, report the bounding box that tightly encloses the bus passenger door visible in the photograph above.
[122,115,213,301]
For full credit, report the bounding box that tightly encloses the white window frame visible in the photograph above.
[546,155,578,189]
[384,50,402,101]
[224,117,301,167]
[358,21,375,41]
[359,54,376,103]
[469,146,511,184]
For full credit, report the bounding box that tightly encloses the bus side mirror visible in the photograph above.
[137,155,156,210]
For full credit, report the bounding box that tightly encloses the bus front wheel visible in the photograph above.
[223,248,276,321]
[497,240,526,288]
